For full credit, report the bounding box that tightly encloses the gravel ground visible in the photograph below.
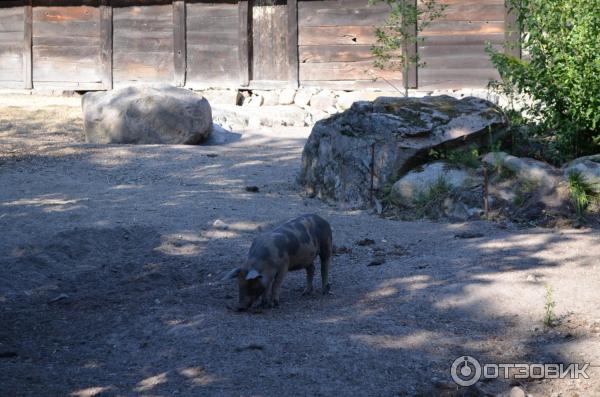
[0,96,599,397]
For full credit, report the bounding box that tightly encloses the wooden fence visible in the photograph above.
[0,0,519,91]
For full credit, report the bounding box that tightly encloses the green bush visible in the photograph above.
[488,0,600,163]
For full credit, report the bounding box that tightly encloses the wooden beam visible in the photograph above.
[23,0,32,89]
[287,0,299,88]
[504,1,521,58]
[403,0,417,89]
[173,0,186,87]
[238,0,250,86]
[100,0,113,90]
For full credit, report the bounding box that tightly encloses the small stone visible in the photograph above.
[309,93,336,112]
[254,90,278,106]
[294,89,313,107]
[48,293,69,304]
[278,88,296,105]
[509,386,526,397]
[213,219,229,230]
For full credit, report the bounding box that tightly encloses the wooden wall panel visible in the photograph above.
[0,5,24,83]
[32,3,102,87]
[298,0,402,89]
[418,0,503,89]
[186,2,240,88]
[113,3,174,85]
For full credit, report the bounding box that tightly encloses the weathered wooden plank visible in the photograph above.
[0,53,22,81]
[23,1,32,88]
[173,0,186,86]
[421,56,495,69]
[300,60,401,81]
[33,20,100,38]
[403,0,417,89]
[33,45,100,58]
[33,60,101,82]
[100,0,112,89]
[299,44,375,63]
[299,25,376,45]
[422,33,504,46]
[33,5,98,22]
[418,68,500,88]
[238,0,249,86]
[504,1,520,58]
[287,0,298,86]
[33,36,100,46]
[298,2,388,27]
[187,31,237,44]
[427,1,505,21]
[300,79,404,91]
[419,44,502,57]
[420,21,504,36]
[0,7,26,32]
[33,81,104,90]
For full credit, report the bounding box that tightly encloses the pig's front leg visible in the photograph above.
[269,268,288,307]
[258,275,275,308]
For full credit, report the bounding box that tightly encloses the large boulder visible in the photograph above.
[82,85,212,144]
[299,95,508,208]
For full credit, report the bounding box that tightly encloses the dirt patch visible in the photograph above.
[0,97,599,396]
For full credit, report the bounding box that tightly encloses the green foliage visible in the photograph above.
[567,170,599,218]
[513,180,537,207]
[412,176,452,218]
[428,147,480,169]
[488,0,600,162]
[369,0,446,96]
[543,284,557,327]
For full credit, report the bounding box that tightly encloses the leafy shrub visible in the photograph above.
[488,0,600,163]
[567,170,599,218]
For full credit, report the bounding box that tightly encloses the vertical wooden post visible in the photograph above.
[402,0,418,90]
[23,0,32,89]
[173,0,186,87]
[504,1,521,58]
[100,0,113,90]
[287,0,298,88]
[238,0,250,86]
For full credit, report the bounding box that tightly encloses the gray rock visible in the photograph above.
[278,88,296,105]
[254,90,279,106]
[256,106,308,127]
[82,85,212,144]
[309,92,336,112]
[483,151,560,187]
[199,89,241,106]
[245,94,263,107]
[564,154,600,187]
[294,88,314,107]
[299,95,507,208]
[508,386,526,397]
[390,162,476,206]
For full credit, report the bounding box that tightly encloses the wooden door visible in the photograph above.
[251,0,290,84]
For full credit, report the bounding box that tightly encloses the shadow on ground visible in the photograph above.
[0,113,599,396]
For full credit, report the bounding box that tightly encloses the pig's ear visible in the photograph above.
[223,267,241,280]
[245,269,261,280]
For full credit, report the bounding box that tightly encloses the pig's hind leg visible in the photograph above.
[319,242,332,295]
[302,263,315,295]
